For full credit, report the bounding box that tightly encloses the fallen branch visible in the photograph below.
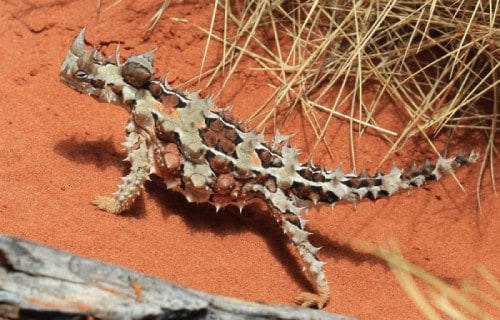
[0,235,354,320]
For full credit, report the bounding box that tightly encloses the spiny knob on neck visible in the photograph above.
[122,49,158,88]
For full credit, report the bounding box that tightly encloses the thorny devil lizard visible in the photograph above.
[60,28,479,309]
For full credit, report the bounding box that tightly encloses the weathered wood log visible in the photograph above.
[0,235,355,320]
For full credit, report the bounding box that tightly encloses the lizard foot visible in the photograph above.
[294,291,329,309]
[92,196,119,214]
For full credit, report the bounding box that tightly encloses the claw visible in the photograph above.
[294,291,329,309]
[92,196,118,214]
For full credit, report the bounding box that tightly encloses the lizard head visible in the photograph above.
[60,27,157,106]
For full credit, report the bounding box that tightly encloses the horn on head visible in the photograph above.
[70,27,87,57]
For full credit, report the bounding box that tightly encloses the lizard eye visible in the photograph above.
[75,70,88,79]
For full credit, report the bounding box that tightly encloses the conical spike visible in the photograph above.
[335,163,343,173]
[105,43,121,65]
[70,27,87,56]
[141,48,157,71]
[423,159,433,169]
[311,193,319,205]
[309,245,321,255]
[91,48,103,62]
[359,167,369,178]
[298,217,308,228]
[374,168,383,177]
[114,43,121,64]
[410,162,419,174]
[126,48,157,74]
[390,164,401,175]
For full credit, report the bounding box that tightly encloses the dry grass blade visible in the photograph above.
[357,240,498,320]
[148,0,171,31]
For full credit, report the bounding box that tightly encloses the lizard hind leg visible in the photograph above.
[270,206,330,309]
[93,134,152,215]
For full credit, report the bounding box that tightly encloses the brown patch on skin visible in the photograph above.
[209,119,224,132]
[235,165,253,178]
[294,182,311,197]
[211,178,242,202]
[309,192,320,204]
[149,82,162,98]
[219,138,236,155]
[161,94,181,108]
[150,86,182,116]
[312,172,325,182]
[300,168,313,180]
[122,62,151,88]
[258,149,272,165]
[111,83,125,96]
[201,128,219,147]
[347,177,361,189]
[214,174,236,195]
[230,182,242,200]
[318,190,337,203]
[282,213,302,228]
[255,173,268,185]
[164,153,181,171]
[90,79,105,89]
[161,94,182,110]
[155,123,177,142]
[161,143,182,173]
[208,154,232,174]
[363,178,376,188]
[224,128,238,142]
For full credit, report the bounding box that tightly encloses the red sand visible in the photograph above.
[0,1,498,319]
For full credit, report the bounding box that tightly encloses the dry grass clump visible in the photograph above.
[359,240,499,320]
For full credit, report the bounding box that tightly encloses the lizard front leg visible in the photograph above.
[93,132,152,214]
